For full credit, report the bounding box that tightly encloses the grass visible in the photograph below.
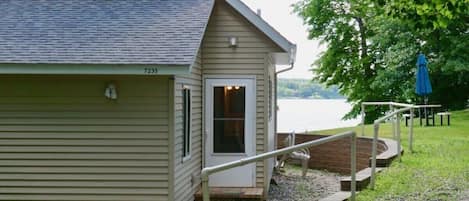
[313,109,469,201]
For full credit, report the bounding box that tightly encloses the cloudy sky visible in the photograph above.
[241,0,325,79]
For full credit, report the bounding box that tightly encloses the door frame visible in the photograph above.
[203,75,256,187]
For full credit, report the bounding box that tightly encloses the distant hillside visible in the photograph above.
[277,78,343,99]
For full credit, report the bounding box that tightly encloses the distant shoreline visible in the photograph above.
[278,97,347,100]
[277,78,344,99]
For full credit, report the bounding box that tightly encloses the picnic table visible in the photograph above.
[415,104,442,126]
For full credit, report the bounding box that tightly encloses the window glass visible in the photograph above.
[213,86,245,153]
[183,88,191,158]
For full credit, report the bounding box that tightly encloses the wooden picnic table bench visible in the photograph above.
[436,112,451,126]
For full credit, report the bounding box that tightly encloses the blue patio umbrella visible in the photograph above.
[415,53,432,101]
[415,53,432,125]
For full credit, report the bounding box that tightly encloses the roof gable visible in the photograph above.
[0,0,214,65]
[0,0,295,73]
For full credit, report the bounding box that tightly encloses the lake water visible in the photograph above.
[277,99,360,132]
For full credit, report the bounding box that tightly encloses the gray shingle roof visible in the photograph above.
[0,0,214,65]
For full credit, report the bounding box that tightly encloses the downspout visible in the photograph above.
[274,45,296,149]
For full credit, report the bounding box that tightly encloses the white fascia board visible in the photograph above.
[225,0,297,64]
[270,53,290,65]
[0,64,190,75]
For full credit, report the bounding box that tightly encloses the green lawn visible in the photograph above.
[314,110,469,201]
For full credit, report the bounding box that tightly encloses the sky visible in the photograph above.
[241,0,325,79]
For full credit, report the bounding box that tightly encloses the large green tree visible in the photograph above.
[294,0,388,122]
[385,0,469,109]
[295,0,468,122]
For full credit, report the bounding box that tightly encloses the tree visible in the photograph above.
[295,0,468,122]
[277,78,343,99]
[294,0,390,122]
[381,0,469,109]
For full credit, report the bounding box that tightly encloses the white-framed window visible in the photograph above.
[182,86,192,161]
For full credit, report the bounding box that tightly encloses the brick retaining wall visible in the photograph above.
[277,133,387,175]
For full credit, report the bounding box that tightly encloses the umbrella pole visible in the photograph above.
[424,96,428,126]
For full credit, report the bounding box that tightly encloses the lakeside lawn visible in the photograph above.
[315,109,469,200]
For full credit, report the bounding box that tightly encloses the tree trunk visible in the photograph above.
[354,16,372,77]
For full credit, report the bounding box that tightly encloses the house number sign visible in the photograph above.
[144,67,158,74]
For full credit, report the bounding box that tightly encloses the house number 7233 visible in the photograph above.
[144,68,158,74]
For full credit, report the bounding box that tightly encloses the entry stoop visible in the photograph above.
[194,187,264,201]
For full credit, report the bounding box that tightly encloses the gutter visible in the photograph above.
[277,44,296,73]
[0,63,190,75]
[274,45,296,149]
[275,63,294,74]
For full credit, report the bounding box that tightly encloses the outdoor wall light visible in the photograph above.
[228,36,238,48]
[226,86,241,90]
[104,83,118,100]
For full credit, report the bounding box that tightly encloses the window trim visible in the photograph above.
[182,85,192,162]
[268,75,273,120]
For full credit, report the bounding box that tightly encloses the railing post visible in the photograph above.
[390,105,396,139]
[370,123,379,189]
[396,113,401,162]
[350,133,357,200]
[202,173,210,201]
[200,131,356,200]
[361,104,365,136]
[409,107,414,153]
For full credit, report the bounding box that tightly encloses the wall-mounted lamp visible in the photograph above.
[104,83,118,100]
[228,36,238,48]
[226,86,241,90]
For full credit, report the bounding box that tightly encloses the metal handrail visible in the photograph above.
[201,131,358,201]
[361,102,418,189]
[362,101,417,108]
[361,102,415,153]
[369,107,412,189]
[363,102,443,189]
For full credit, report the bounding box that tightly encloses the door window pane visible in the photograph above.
[213,86,245,153]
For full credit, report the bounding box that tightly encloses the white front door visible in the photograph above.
[204,78,256,187]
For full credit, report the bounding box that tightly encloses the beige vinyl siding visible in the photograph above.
[202,0,283,190]
[0,75,170,201]
[173,50,203,201]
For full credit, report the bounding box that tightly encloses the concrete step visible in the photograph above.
[370,152,403,167]
[319,191,353,201]
[340,167,383,191]
[194,187,263,201]
[369,138,404,167]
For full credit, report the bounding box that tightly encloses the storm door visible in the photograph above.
[204,78,255,187]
